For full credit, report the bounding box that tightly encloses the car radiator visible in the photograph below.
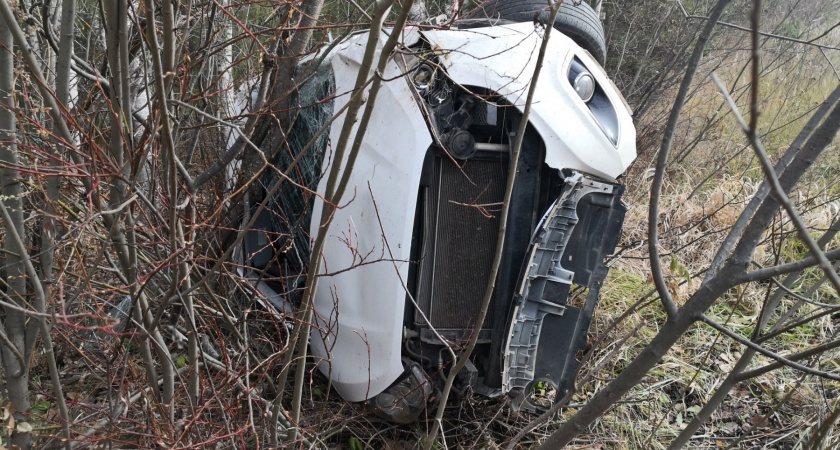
[415,156,507,340]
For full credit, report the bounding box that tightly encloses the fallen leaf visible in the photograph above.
[720,421,738,435]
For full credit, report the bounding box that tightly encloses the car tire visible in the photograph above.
[464,0,606,65]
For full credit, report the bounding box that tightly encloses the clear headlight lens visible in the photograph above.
[568,58,595,103]
[572,72,595,103]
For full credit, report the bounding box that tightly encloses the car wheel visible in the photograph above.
[464,0,607,65]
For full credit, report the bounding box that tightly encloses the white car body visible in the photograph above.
[303,22,635,403]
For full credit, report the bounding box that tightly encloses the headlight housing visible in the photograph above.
[567,57,619,146]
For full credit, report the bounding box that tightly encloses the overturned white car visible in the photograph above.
[241,3,636,422]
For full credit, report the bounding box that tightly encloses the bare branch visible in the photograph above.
[737,335,840,381]
[711,74,840,296]
[737,248,840,283]
[676,5,840,51]
[648,0,734,320]
[0,199,71,447]
[425,3,561,447]
[699,314,840,382]
[288,0,411,434]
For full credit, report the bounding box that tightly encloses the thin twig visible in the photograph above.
[738,248,840,283]
[699,314,840,382]
[674,2,840,51]
[426,1,562,448]
[648,0,733,320]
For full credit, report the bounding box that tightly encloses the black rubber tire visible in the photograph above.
[464,1,606,65]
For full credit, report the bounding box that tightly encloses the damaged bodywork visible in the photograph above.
[241,18,636,421]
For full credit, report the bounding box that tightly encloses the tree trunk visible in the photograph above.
[0,12,32,449]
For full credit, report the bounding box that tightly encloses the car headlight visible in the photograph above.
[567,57,619,146]
[412,64,434,92]
[568,59,595,103]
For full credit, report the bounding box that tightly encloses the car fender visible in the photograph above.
[308,29,432,402]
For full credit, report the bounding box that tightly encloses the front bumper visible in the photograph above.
[503,172,626,411]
